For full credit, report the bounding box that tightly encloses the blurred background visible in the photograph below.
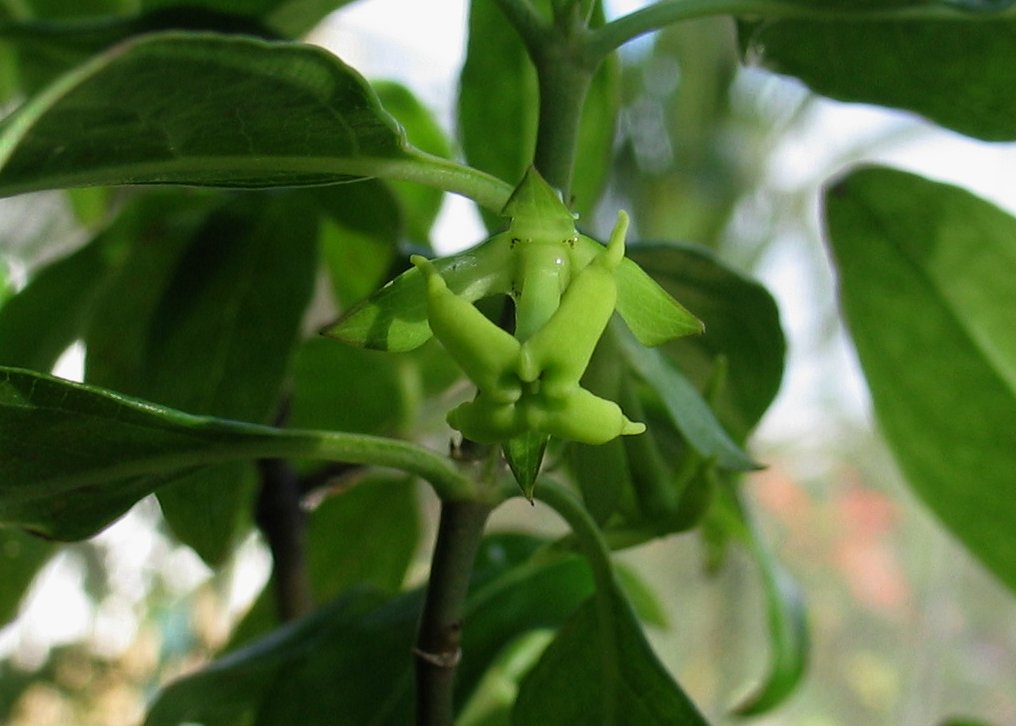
[1,1,1015,724]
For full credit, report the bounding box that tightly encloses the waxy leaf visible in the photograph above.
[744,17,1016,141]
[0,32,449,195]
[513,582,708,725]
[0,366,284,538]
[826,166,1016,593]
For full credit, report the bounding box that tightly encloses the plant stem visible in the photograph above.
[531,49,595,197]
[256,457,313,620]
[415,500,493,726]
[585,0,1001,62]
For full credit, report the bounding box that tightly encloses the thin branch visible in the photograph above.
[256,457,313,621]
[414,500,493,726]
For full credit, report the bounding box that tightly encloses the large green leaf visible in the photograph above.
[627,243,784,441]
[0,32,438,196]
[0,232,115,372]
[0,366,272,538]
[743,16,1016,141]
[825,166,1016,592]
[513,582,708,725]
[84,192,318,564]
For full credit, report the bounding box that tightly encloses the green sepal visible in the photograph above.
[501,167,576,243]
[503,431,549,500]
[573,235,703,347]
[322,233,514,351]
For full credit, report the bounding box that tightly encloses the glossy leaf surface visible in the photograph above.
[0,32,424,196]
[826,166,1016,592]
[744,17,1016,141]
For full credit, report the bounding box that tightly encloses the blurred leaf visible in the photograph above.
[616,324,757,471]
[18,0,134,20]
[458,0,616,223]
[86,193,318,564]
[315,181,401,308]
[743,17,1016,141]
[306,473,419,600]
[0,32,439,196]
[613,562,667,628]
[626,243,784,441]
[374,81,453,244]
[0,232,116,371]
[513,582,708,725]
[729,492,809,715]
[826,166,1016,593]
[0,529,52,625]
[265,0,360,38]
[289,337,407,436]
[145,587,419,726]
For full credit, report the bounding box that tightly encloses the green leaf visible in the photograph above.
[616,325,757,471]
[626,243,784,441]
[315,181,402,309]
[0,366,268,538]
[0,529,53,625]
[825,165,1016,593]
[743,17,1016,141]
[0,32,423,195]
[85,192,318,564]
[0,232,115,371]
[513,582,708,725]
[289,338,407,436]
[727,492,809,715]
[307,473,420,600]
[145,587,419,726]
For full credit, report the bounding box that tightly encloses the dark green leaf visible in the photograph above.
[744,17,1016,141]
[627,243,784,441]
[0,529,52,625]
[306,473,419,600]
[289,337,407,436]
[144,587,419,726]
[513,582,708,725]
[0,232,114,372]
[0,366,285,538]
[150,534,596,725]
[315,181,401,308]
[86,192,318,564]
[825,166,1016,593]
[616,324,757,471]
[0,32,429,196]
